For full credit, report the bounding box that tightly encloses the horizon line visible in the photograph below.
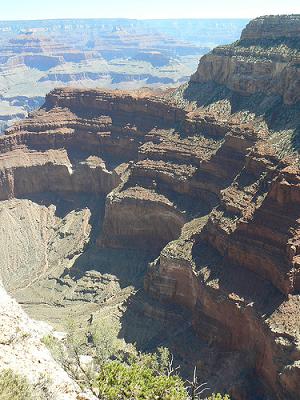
[0,16,265,23]
[1,14,299,23]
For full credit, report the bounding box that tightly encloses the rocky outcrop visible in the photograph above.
[1,15,300,400]
[99,186,187,250]
[2,83,298,399]
[145,148,300,398]
[0,19,222,133]
[204,163,300,295]
[0,149,121,200]
[0,198,92,291]
[190,15,300,104]
[0,284,89,400]
[143,15,300,400]
[241,15,300,40]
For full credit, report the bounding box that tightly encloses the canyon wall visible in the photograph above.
[1,84,298,399]
[0,14,300,400]
[190,15,300,105]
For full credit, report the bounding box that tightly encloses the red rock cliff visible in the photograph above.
[1,14,300,400]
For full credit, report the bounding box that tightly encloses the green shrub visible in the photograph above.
[43,322,231,400]
[0,369,34,400]
[97,360,188,400]
[207,394,231,400]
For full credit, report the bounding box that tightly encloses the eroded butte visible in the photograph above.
[0,14,300,400]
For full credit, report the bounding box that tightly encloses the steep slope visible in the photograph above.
[2,18,245,132]
[0,14,299,400]
[146,15,300,399]
[190,15,300,104]
[0,284,88,400]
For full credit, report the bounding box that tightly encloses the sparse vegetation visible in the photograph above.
[97,360,188,400]
[42,320,230,400]
[207,395,231,400]
[0,369,34,400]
[0,369,55,400]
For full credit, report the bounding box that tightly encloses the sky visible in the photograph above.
[0,0,299,20]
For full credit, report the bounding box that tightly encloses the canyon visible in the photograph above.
[0,18,247,132]
[0,14,300,400]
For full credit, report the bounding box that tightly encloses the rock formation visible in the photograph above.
[1,19,229,132]
[0,14,300,400]
[0,284,91,399]
[190,15,300,104]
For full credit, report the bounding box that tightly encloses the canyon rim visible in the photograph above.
[0,13,300,400]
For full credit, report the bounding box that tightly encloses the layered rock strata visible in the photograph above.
[1,84,298,399]
[1,14,300,400]
[145,15,300,400]
[190,15,300,105]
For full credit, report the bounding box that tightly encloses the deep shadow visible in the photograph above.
[66,247,154,289]
[183,81,300,153]
[192,239,285,317]
[18,192,105,225]
[118,287,210,381]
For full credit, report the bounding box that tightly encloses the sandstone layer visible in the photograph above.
[190,15,300,105]
[2,18,232,132]
[0,14,300,400]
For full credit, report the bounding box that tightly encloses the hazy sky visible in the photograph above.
[1,0,299,20]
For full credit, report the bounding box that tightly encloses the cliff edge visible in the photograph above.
[0,14,299,400]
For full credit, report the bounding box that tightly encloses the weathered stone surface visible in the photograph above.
[0,199,92,291]
[241,15,300,40]
[0,284,90,400]
[1,82,297,400]
[1,15,300,400]
[99,186,187,251]
[190,15,300,104]
[0,149,121,200]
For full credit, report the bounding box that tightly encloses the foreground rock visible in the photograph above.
[0,284,90,399]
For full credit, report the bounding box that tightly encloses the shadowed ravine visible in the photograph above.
[0,14,300,400]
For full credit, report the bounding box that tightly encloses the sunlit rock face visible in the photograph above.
[2,18,247,133]
[0,284,84,400]
[0,14,300,400]
[191,15,300,104]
